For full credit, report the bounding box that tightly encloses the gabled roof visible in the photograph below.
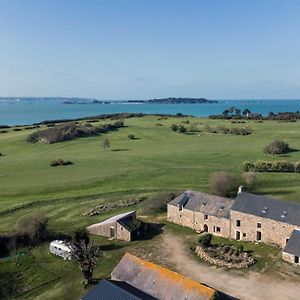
[111,253,216,300]
[283,230,300,257]
[81,279,156,300]
[232,192,300,227]
[87,211,136,229]
[168,190,234,219]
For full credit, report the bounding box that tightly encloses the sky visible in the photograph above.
[0,0,300,99]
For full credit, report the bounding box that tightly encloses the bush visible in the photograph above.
[50,159,73,167]
[141,192,177,214]
[128,134,135,140]
[19,214,49,246]
[209,172,234,196]
[178,125,187,133]
[198,234,212,247]
[171,124,178,131]
[241,161,255,172]
[264,139,290,155]
[242,172,257,187]
[294,162,300,173]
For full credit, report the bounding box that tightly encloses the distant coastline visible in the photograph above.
[0,97,217,105]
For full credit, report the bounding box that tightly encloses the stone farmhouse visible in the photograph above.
[167,189,300,265]
[87,211,140,241]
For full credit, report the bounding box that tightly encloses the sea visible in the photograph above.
[1,99,300,126]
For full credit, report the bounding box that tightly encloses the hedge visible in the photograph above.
[241,160,299,173]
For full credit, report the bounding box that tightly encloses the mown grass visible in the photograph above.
[1,115,300,298]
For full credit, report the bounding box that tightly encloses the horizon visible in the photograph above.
[1,0,300,98]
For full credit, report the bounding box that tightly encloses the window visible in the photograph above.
[236,231,240,240]
[286,238,289,244]
[213,226,220,232]
[204,214,208,220]
[257,223,261,228]
[256,231,262,241]
[295,256,299,264]
[243,233,246,237]
[121,227,123,231]
[236,220,241,227]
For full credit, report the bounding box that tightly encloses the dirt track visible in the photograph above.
[162,232,300,300]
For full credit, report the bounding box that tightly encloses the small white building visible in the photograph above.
[49,240,72,260]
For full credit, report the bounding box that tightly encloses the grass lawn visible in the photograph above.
[1,115,300,298]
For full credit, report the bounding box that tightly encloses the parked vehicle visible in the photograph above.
[49,240,72,260]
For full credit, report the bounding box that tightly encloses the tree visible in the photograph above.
[70,232,100,285]
[209,171,234,196]
[170,124,178,132]
[242,109,251,117]
[102,137,110,150]
[222,109,229,117]
[264,139,290,156]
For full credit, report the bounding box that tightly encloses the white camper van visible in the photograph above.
[49,240,72,260]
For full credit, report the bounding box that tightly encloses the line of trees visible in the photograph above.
[241,160,300,173]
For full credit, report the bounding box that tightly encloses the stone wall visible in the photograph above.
[282,252,296,264]
[116,222,131,241]
[167,204,230,238]
[230,210,300,248]
[195,246,255,269]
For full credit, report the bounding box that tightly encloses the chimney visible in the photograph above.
[238,186,244,194]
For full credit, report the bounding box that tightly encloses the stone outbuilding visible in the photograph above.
[283,230,300,265]
[87,211,140,241]
[111,253,218,300]
[167,190,234,238]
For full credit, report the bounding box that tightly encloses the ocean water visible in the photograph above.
[1,99,300,126]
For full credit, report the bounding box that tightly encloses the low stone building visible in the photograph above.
[111,253,218,300]
[283,230,300,265]
[167,190,234,238]
[167,189,300,265]
[87,211,140,241]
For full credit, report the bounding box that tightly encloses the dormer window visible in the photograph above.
[201,202,207,207]
[262,207,268,214]
[281,211,287,219]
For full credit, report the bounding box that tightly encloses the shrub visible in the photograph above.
[171,124,178,131]
[264,139,290,155]
[242,172,257,187]
[141,192,177,214]
[102,137,110,150]
[128,134,135,140]
[50,159,73,167]
[19,214,49,246]
[241,161,255,172]
[198,234,212,247]
[294,162,300,173]
[209,172,234,196]
[178,125,187,133]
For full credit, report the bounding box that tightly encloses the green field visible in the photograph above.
[1,115,300,298]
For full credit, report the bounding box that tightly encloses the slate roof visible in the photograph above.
[283,230,300,257]
[81,279,156,300]
[111,253,216,300]
[87,211,136,230]
[118,216,141,232]
[168,190,234,219]
[232,192,300,227]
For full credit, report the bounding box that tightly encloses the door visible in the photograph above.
[110,226,115,238]
[203,224,208,232]
[236,231,240,240]
[256,231,261,241]
[295,256,299,264]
